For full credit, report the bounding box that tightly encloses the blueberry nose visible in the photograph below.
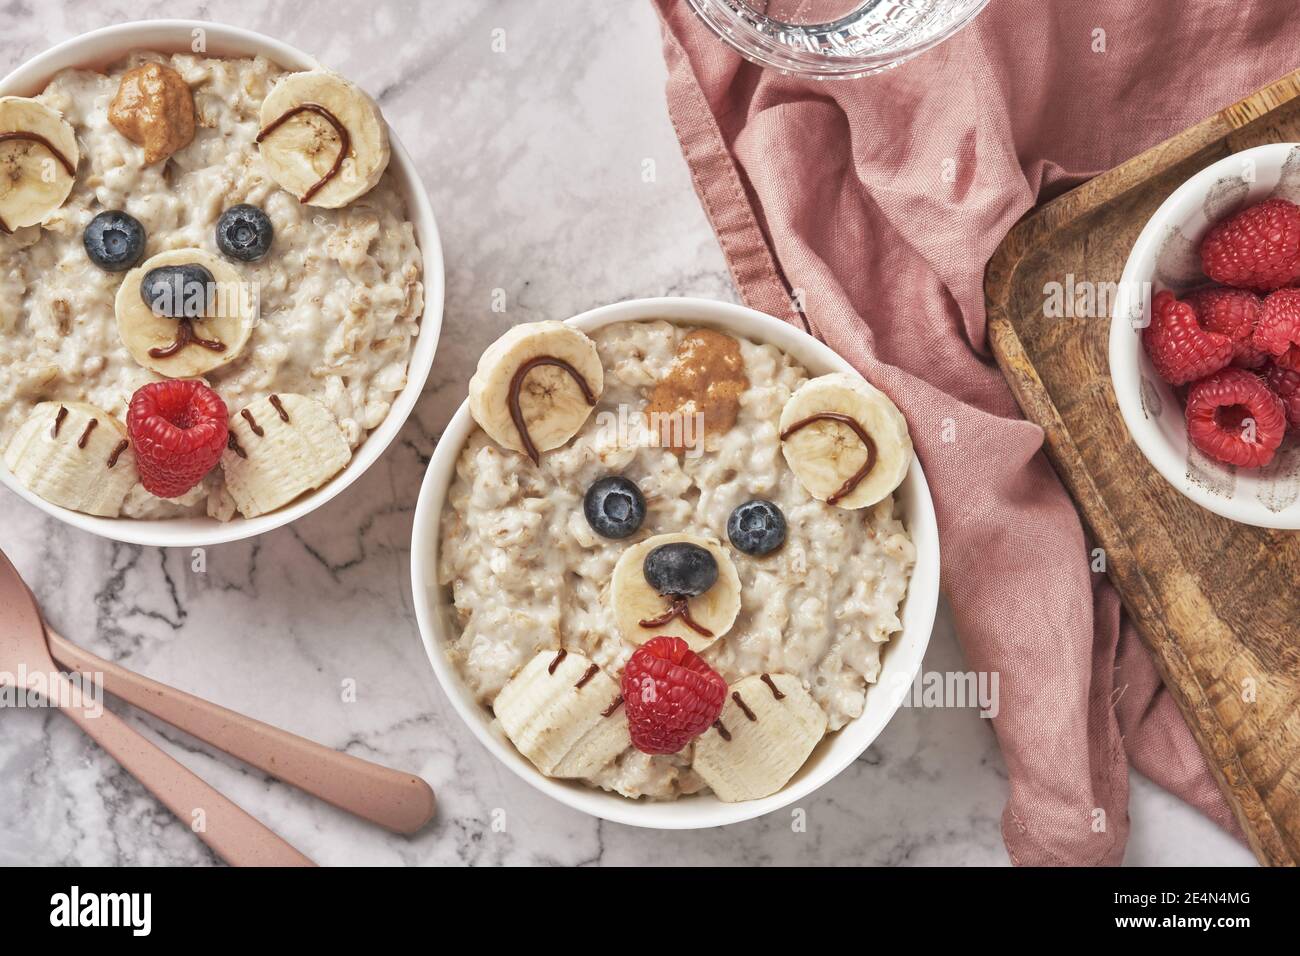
[643,542,718,598]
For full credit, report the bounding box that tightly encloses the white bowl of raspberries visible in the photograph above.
[1111,143,1300,529]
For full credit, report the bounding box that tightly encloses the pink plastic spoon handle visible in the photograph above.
[51,671,315,867]
[47,627,435,835]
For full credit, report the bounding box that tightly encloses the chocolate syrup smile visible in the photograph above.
[779,412,877,504]
[0,132,76,234]
[149,317,227,360]
[257,103,350,203]
[638,594,714,638]
[508,356,597,465]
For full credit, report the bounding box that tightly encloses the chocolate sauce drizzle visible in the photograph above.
[149,317,227,360]
[106,439,129,468]
[76,418,97,449]
[51,405,68,438]
[547,647,567,674]
[227,432,248,459]
[779,412,878,505]
[241,408,264,436]
[269,394,290,422]
[732,691,756,722]
[638,594,714,638]
[575,663,599,689]
[508,355,597,465]
[713,719,731,742]
[256,103,351,203]
[0,132,76,234]
[601,695,623,718]
[760,673,785,700]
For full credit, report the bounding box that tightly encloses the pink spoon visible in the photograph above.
[43,625,436,835]
[0,546,314,866]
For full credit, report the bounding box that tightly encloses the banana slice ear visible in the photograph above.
[779,372,912,510]
[258,70,390,208]
[0,97,78,232]
[692,673,828,803]
[115,249,257,378]
[2,402,137,517]
[609,532,741,652]
[468,321,604,463]
[220,393,351,518]
[492,649,629,778]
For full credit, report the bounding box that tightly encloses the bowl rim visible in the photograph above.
[1108,141,1300,530]
[0,18,445,547]
[409,296,941,829]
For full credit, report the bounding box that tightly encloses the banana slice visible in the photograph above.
[0,97,78,233]
[2,402,137,517]
[257,70,390,208]
[492,649,630,778]
[609,532,741,653]
[115,249,256,378]
[468,321,604,464]
[220,393,351,518]
[692,673,828,803]
[779,372,912,510]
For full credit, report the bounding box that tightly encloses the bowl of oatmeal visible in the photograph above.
[410,297,940,828]
[0,20,444,546]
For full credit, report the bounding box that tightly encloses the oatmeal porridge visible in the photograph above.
[438,319,916,801]
[0,52,423,520]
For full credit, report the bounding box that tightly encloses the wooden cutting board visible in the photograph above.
[985,71,1300,867]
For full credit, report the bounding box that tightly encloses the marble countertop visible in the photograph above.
[0,0,1256,866]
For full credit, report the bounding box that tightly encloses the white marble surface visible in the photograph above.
[0,0,1256,866]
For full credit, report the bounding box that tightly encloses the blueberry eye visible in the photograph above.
[583,476,646,539]
[727,499,786,556]
[83,210,145,272]
[644,543,717,597]
[216,203,273,262]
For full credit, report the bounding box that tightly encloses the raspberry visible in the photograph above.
[1142,290,1233,385]
[1185,367,1286,468]
[1199,197,1300,291]
[127,380,229,498]
[621,636,727,755]
[1254,287,1300,370]
[1183,286,1267,368]
[1263,361,1300,429]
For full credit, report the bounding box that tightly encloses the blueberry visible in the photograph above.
[140,264,214,319]
[644,542,717,597]
[215,204,273,262]
[727,499,787,556]
[583,476,645,539]
[83,210,145,272]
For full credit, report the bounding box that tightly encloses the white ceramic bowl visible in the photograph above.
[1110,143,1300,530]
[410,297,940,828]
[0,20,445,547]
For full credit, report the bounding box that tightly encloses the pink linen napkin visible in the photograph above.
[650,0,1299,864]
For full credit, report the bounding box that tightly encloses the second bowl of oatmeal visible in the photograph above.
[0,21,444,546]
[410,297,940,828]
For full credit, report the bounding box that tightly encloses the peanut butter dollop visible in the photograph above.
[647,329,748,451]
[109,63,196,165]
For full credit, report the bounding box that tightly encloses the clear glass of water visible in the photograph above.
[685,0,990,79]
